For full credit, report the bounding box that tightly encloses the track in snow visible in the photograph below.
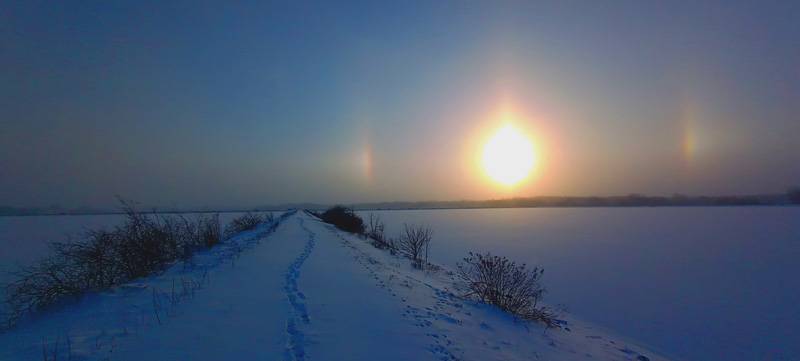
[283,218,317,361]
[324,225,464,361]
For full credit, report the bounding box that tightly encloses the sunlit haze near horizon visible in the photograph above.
[2,1,799,208]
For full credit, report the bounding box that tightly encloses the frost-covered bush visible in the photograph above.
[319,206,365,234]
[457,252,555,326]
[398,224,432,269]
[223,212,271,239]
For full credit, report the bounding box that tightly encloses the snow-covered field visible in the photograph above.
[361,207,800,361]
[0,211,670,360]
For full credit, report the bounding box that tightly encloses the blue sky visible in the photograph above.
[2,1,799,208]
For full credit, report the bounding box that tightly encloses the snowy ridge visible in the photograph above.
[309,214,671,361]
[0,212,672,361]
[0,212,293,360]
[326,223,463,360]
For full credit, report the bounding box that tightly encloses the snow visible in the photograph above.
[1,211,670,360]
[363,207,800,361]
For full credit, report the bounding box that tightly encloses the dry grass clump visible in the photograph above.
[223,212,273,239]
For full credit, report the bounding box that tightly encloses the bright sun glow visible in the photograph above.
[482,124,536,186]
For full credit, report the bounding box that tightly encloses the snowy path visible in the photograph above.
[297,214,432,361]
[111,214,307,360]
[295,213,671,361]
[0,214,300,360]
[283,218,316,360]
[0,212,673,361]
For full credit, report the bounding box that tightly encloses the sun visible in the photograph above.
[482,124,536,186]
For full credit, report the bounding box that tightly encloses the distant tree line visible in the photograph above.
[347,192,799,210]
[4,189,799,217]
[788,187,800,204]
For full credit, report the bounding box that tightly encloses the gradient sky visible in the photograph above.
[2,1,799,208]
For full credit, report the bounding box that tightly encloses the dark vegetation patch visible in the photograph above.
[318,206,365,234]
[1,201,277,330]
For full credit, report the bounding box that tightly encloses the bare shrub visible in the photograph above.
[398,224,432,269]
[112,204,179,280]
[366,214,398,253]
[177,213,222,258]
[2,201,230,329]
[223,212,270,239]
[366,214,385,240]
[457,252,556,326]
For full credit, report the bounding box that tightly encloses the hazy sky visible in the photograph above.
[2,1,799,208]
